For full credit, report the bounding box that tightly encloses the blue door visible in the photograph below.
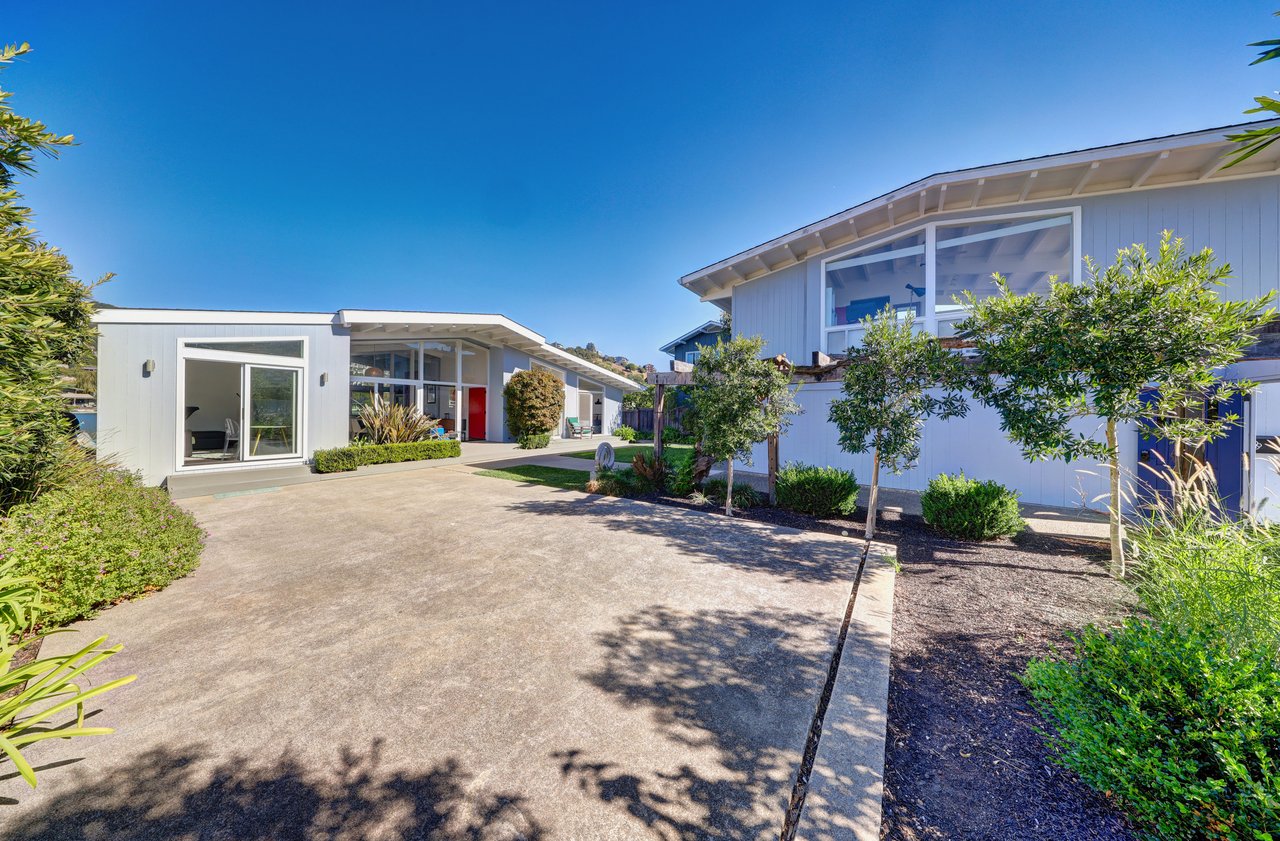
[1136,389,1246,517]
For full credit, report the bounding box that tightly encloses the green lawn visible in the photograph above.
[566,444,693,462]
[472,464,589,491]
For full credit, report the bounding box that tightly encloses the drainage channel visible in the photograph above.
[777,537,872,841]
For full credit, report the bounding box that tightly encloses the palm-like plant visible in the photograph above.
[356,395,436,444]
[0,558,134,787]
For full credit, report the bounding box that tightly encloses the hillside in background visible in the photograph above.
[550,341,652,385]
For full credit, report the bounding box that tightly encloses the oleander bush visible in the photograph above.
[517,432,552,450]
[775,463,858,517]
[614,425,637,442]
[0,462,204,627]
[313,439,461,473]
[702,479,763,510]
[1023,619,1280,840]
[920,472,1025,540]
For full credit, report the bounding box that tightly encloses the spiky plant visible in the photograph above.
[357,395,436,444]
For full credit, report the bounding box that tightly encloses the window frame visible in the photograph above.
[818,206,1082,354]
[685,350,702,364]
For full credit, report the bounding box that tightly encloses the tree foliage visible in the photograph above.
[827,308,967,537]
[689,335,800,514]
[503,368,564,438]
[1226,11,1280,167]
[958,232,1274,573]
[0,43,101,512]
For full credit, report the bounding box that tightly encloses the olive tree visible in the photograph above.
[0,43,101,512]
[690,335,800,515]
[959,232,1274,576]
[827,309,968,539]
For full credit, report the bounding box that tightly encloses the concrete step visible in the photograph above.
[166,463,315,499]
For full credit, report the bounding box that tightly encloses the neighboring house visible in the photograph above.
[94,308,642,486]
[659,320,726,364]
[677,121,1280,513]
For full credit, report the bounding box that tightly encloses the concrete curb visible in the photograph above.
[793,541,896,841]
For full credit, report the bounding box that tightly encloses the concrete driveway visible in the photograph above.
[0,467,865,840]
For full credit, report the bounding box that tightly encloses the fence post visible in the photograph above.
[654,383,666,460]
[767,432,779,502]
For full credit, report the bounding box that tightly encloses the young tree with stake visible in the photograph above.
[690,336,800,515]
[959,232,1273,577]
[827,309,968,539]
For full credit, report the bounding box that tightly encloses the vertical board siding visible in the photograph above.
[732,261,808,361]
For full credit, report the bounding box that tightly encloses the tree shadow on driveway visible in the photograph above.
[506,496,861,585]
[1,739,544,841]
[555,604,843,840]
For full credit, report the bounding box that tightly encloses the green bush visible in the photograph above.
[313,439,462,473]
[775,463,858,517]
[669,451,697,498]
[702,479,762,509]
[1023,619,1280,839]
[587,467,641,498]
[660,426,695,445]
[615,425,637,442]
[517,432,552,450]
[504,369,563,439]
[1130,511,1280,654]
[0,464,204,627]
[920,472,1024,540]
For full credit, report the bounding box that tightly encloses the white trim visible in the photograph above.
[95,309,336,325]
[818,206,1082,351]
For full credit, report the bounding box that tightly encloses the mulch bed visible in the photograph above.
[617,491,1137,838]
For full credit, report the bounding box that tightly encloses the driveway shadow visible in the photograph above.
[1,739,544,841]
[506,497,860,584]
[555,604,843,839]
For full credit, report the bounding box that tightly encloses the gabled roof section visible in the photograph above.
[680,119,1280,301]
[659,320,725,356]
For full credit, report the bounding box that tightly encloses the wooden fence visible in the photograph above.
[619,406,690,434]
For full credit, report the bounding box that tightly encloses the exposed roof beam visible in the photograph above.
[1198,153,1227,181]
[752,254,771,275]
[887,202,895,227]
[726,264,746,282]
[918,190,927,218]
[1018,170,1039,202]
[784,242,803,263]
[937,184,948,212]
[970,178,986,208]
[1132,151,1169,188]
[1071,161,1100,195]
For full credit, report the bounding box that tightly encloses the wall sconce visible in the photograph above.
[142,359,155,376]
[320,372,329,386]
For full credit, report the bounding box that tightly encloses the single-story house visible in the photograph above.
[659,320,727,364]
[677,120,1280,515]
[93,308,643,486]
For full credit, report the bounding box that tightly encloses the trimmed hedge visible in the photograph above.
[1024,619,1280,839]
[0,463,204,627]
[313,439,462,473]
[775,463,858,517]
[517,432,552,450]
[920,472,1025,540]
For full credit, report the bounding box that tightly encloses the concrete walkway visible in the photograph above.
[0,467,888,841]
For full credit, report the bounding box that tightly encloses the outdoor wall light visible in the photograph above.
[142,359,155,376]
[320,372,329,386]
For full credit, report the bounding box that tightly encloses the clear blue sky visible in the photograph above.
[7,1,1276,364]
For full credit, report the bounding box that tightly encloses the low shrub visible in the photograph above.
[313,439,462,473]
[586,467,641,498]
[357,395,435,444]
[1023,618,1280,839]
[775,463,858,518]
[614,425,637,442]
[630,452,668,494]
[920,472,1024,540]
[517,432,552,450]
[702,479,763,510]
[0,464,204,627]
[660,426,695,445]
[669,451,697,498]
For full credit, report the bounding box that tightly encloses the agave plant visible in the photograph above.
[357,395,437,444]
[0,558,135,787]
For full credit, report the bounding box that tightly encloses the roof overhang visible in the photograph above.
[658,320,724,355]
[338,309,644,393]
[680,120,1280,300]
[92,308,338,325]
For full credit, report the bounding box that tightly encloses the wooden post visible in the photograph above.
[653,383,666,461]
[767,432,779,502]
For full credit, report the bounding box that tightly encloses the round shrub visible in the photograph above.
[517,432,552,450]
[504,369,563,439]
[1023,619,1280,839]
[615,425,637,442]
[701,479,762,510]
[920,472,1024,540]
[775,462,858,517]
[0,463,204,626]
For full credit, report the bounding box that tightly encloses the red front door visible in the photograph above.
[467,388,487,441]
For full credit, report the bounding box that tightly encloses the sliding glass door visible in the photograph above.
[244,365,301,459]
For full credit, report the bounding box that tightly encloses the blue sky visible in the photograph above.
[7,1,1277,363]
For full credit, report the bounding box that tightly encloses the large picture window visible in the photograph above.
[822,208,1078,353]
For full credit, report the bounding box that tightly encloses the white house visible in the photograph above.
[93,308,642,487]
[677,121,1280,514]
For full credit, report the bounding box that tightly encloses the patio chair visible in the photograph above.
[222,418,241,458]
[567,417,592,438]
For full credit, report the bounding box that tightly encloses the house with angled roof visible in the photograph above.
[676,120,1280,514]
[93,308,643,488]
[659,320,727,364]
